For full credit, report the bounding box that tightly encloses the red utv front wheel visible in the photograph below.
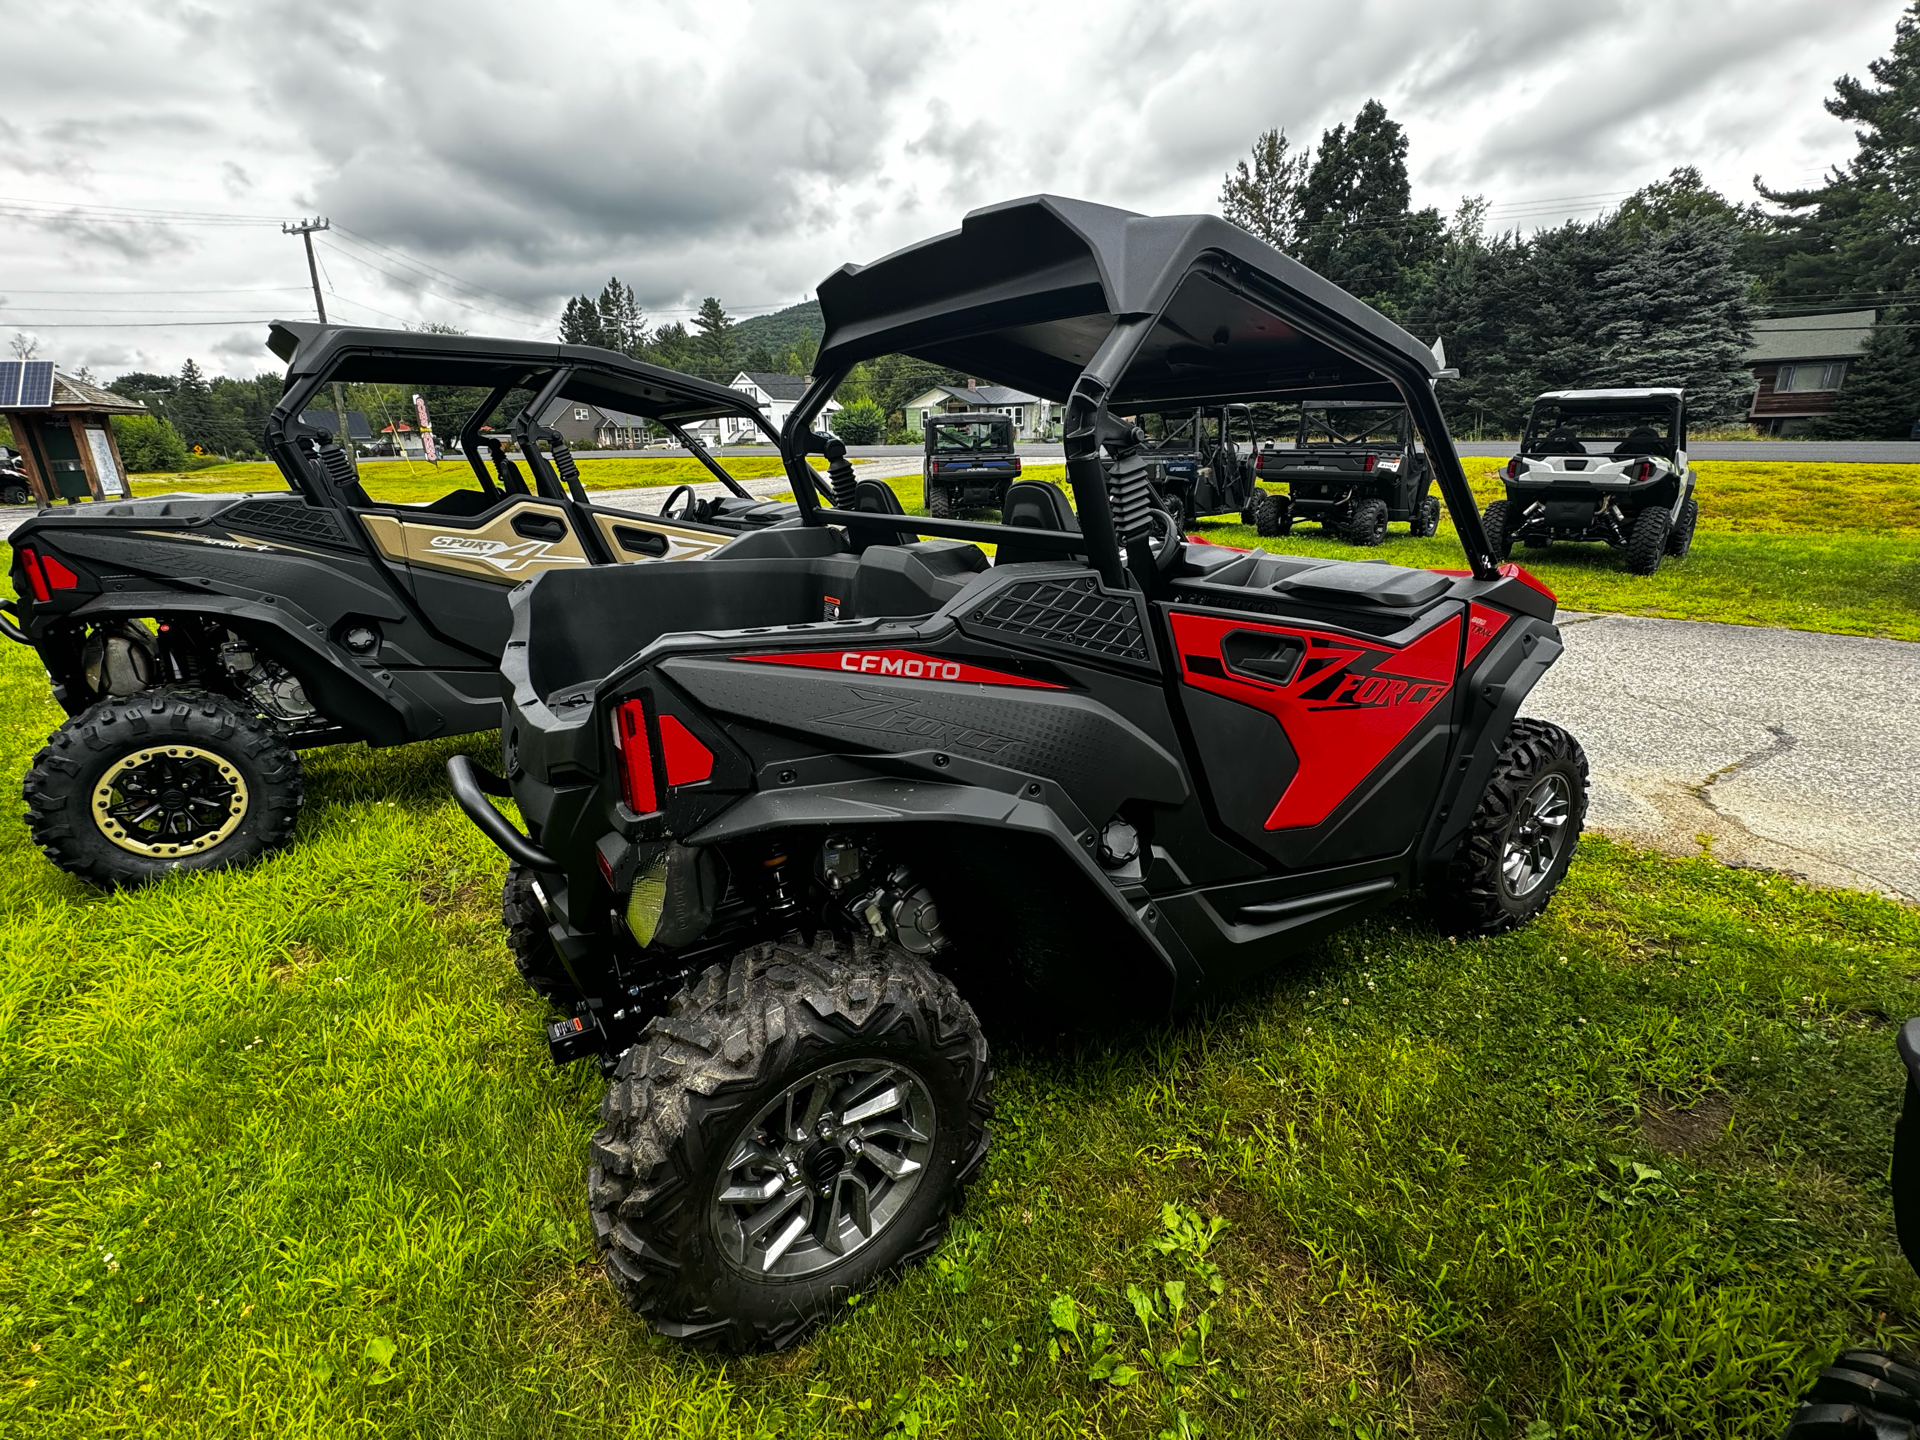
[1435,718,1588,936]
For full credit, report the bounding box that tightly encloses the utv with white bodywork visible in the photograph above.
[1483,387,1698,575]
[4,323,825,886]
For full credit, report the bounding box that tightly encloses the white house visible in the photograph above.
[713,371,841,443]
[903,382,1053,440]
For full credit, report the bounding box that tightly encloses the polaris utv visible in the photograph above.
[1249,399,1439,544]
[4,322,823,888]
[922,412,1021,518]
[450,195,1589,1349]
[1483,388,1698,574]
[1133,403,1260,529]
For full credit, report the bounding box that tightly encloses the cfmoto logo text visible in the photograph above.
[837,652,965,680]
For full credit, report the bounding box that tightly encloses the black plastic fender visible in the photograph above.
[1421,617,1565,870]
[684,776,1201,1003]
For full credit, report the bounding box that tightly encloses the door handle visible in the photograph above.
[511,512,567,542]
[1221,630,1305,685]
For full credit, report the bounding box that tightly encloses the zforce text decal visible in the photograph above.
[734,648,1061,689]
[1171,610,1462,830]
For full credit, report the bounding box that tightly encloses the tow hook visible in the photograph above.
[547,1012,606,1066]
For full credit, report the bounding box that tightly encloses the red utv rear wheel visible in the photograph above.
[587,934,992,1350]
[503,865,579,1005]
[1435,718,1588,936]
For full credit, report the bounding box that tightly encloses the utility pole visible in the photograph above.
[283,217,357,473]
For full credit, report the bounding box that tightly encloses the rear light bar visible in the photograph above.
[611,696,660,814]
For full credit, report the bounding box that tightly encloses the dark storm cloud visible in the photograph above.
[0,0,1903,375]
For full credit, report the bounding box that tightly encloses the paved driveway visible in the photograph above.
[1523,613,1920,901]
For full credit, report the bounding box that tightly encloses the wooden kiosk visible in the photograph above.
[1,362,146,506]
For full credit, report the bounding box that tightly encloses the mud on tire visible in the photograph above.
[503,864,578,1005]
[1435,717,1588,936]
[587,933,992,1350]
[23,688,303,888]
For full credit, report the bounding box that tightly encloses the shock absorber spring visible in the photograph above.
[762,846,802,931]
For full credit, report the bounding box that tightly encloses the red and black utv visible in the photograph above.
[450,195,1589,1348]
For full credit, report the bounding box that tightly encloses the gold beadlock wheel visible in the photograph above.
[91,744,251,857]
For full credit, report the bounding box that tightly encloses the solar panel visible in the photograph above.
[0,361,19,407]
[17,360,53,406]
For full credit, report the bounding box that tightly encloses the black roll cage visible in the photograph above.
[260,321,802,513]
[775,197,1497,585]
[1520,391,1688,460]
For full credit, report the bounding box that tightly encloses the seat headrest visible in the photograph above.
[849,478,914,549]
[1002,480,1081,534]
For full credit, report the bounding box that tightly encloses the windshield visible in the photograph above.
[1299,406,1408,446]
[1523,402,1677,457]
[929,419,1013,453]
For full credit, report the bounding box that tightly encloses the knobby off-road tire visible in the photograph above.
[1409,494,1442,539]
[1346,497,1389,546]
[1480,499,1514,560]
[1436,717,1588,936]
[1666,496,1698,559]
[1252,491,1291,537]
[23,688,303,888]
[588,934,992,1349]
[502,865,579,1005]
[1626,505,1671,575]
[926,486,954,520]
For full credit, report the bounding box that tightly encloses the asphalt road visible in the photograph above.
[636,440,1920,464]
[1523,613,1920,901]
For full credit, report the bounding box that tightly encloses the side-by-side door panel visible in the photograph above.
[359,498,591,655]
[580,504,734,564]
[1167,603,1464,871]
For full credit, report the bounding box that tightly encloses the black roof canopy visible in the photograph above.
[814,195,1444,408]
[267,320,756,424]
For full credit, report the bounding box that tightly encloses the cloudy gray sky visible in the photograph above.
[0,0,1904,379]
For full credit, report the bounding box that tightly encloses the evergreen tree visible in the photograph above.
[646,321,697,373]
[1219,128,1307,249]
[168,359,218,453]
[691,297,739,382]
[559,294,605,348]
[1591,216,1755,424]
[1293,100,1442,308]
[594,278,647,355]
[1756,1,1920,302]
[1808,308,1920,437]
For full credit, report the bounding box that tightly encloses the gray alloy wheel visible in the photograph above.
[1499,772,1574,900]
[712,1061,937,1279]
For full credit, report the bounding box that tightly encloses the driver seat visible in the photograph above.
[997,480,1081,565]
[850,478,915,550]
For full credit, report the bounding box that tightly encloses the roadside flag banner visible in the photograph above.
[414,394,437,463]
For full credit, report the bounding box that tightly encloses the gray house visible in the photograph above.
[1744,309,1877,435]
[541,399,655,449]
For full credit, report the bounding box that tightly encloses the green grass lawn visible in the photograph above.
[958,462,1920,640]
[3,628,1918,1437]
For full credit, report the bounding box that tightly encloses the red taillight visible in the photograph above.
[1506,457,1524,479]
[19,547,50,602]
[19,547,80,601]
[1255,453,1264,472]
[658,715,714,786]
[611,698,659,813]
[1362,454,1377,472]
[1010,457,1022,475]
[1631,459,1652,482]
